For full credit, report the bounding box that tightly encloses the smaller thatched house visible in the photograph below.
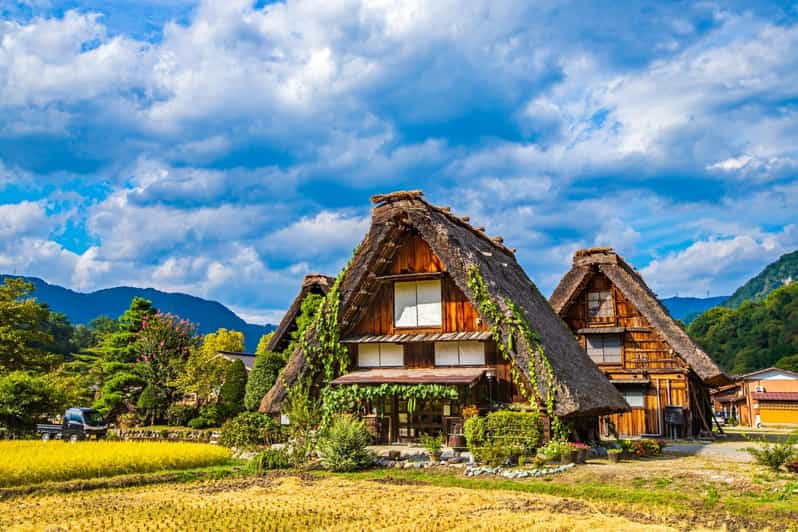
[550,247,728,438]
[266,274,335,354]
[261,191,626,443]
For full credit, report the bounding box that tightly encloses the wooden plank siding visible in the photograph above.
[352,234,486,336]
[345,231,521,411]
[562,272,700,437]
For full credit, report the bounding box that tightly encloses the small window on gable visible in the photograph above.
[358,343,403,368]
[587,290,613,319]
[434,341,485,366]
[394,280,442,328]
[622,389,645,408]
[585,334,622,364]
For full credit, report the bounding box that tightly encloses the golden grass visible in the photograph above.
[0,475,694,531]
[0,441,231,487]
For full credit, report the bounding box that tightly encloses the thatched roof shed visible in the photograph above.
[261,191,627,417]
[550,247,727,386]
[266,274,335,354]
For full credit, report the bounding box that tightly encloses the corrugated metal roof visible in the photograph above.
[341,331,493,343]
[331,367,486,385]
[752,392,798,401]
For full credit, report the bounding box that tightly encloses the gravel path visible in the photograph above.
[664,441,754,462]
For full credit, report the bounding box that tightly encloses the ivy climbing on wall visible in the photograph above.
[320,383,459,427]
[465,264,566,439]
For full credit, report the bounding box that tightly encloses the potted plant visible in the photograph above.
[571,442,589,464]
[607,448,623,463]
[420,433,444,462]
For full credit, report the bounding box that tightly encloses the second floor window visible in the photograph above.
[587,290,613,319]
[585,334,622,364]
[394,279,442,328]
[434,341,485,366]
[358,343,403,367]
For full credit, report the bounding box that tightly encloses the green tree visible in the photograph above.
[775,354,798,373]
[202,328,245,355]
[172,346,230,407]
[137,384,166,426]
[219,359,247,418]
[256,332,274,355]
[100,297,157,363]
[92,298,157,417]
[0,278,60,374]
[244,351,286,411]
[136,312,199,390]
[0,372,64,433]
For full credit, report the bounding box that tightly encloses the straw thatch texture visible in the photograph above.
[261,192,628,416]
[550,248,727,386]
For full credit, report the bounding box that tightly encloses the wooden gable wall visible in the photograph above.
[351,234,486,336]
[563,273,687,372]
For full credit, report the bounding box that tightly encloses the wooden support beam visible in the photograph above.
[375,272,445,283]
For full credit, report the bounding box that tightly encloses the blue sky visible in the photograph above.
[1,1,798,324]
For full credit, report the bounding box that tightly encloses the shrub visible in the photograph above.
[283,391,321,469]
[219,412,281,449]
[219,360,247,419]
[317,414,373,472]
[475,441,512,467]
[463,410,543,461]
[538,440,573,462]
[420,433,444,457]
[137,384,167,426]
[746,440,797,472]
[166,404,197,427]
[621,438,665,457]
[187,416,211,430]
[463,416,486,448]
[244,352,286,411]
[117,412,141,429]
[253,448,291,473]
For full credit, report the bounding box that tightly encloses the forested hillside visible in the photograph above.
[724,249,798,308]
[688,282,798,374]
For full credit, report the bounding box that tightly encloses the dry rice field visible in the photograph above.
[0,475,704,531]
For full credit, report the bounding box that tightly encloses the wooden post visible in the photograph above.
[542,413,552,442]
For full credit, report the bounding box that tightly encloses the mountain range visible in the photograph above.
[660,296,729,323]
[1,275,274,352]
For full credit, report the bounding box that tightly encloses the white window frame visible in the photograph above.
[622,389,645,408]
[394,279,442,328]
[358,343,404,368]
[434,341,486,366]
[587,290,613,318]
[585,334,622,364]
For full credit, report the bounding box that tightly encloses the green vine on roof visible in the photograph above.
[465,264,566,439]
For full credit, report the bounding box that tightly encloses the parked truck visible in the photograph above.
[36,407,108,441]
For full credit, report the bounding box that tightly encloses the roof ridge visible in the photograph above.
[371,189,517,256]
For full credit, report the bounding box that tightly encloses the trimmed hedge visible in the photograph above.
[218,412,282,449]
[464,410,543,464]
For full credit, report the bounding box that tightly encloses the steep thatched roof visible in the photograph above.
[550,247,728,386]
[266,274,335,354]
[261,191,628,417]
